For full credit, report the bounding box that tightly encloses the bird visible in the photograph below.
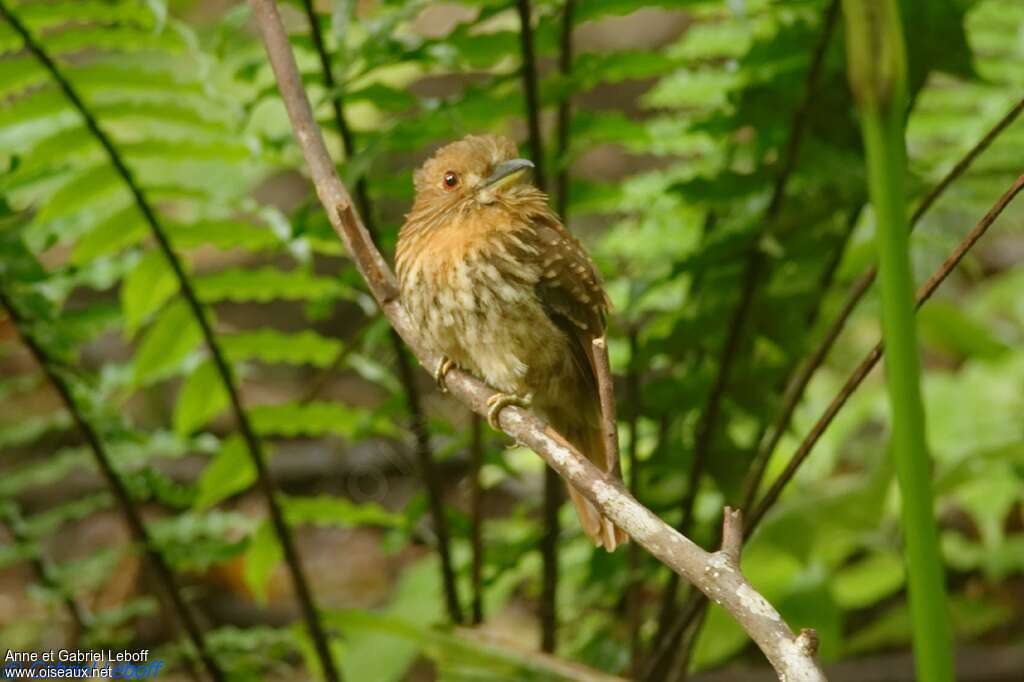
[395,134,628,551]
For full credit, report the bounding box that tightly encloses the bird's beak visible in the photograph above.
[478,159,535,192]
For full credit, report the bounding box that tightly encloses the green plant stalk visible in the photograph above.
[844,1,953,680]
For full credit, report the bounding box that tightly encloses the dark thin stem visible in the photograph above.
[300,0,462,624]
[748,173,1024,533]
[516,0,559,650]
[685,0,840,526]
[515,0,548,192]
[298,0,372,225]
[741,204,863,510]
[625,329,643,680]
[0,504,90,637]
[647,5,840,676]
[646,211,717,667]
[394,344,464,623]
[0,6,340,679]
[0,288,224,682]
[540,465,561,652]
[752,95,1024,495]
[470,415,485,625]
[670,171,1024,670]
[666,603,708,682]
[555,0,575,217]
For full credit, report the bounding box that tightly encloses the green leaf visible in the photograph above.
[121,249,179,335]
[194,266,350,303]
[32,164,124,225]
[193,436,256,510]
[282,494,403,528]
[169,218,280,251]
[133,300,202,383]
[149,509,251,570]
[832,552,906,610]
[71,205,147,264]
[16,1,157,32]
[173,360,228,436]
[243,520,282,605]
[250,401,386,439]
[222,329,342,368]
[918,300,1010,361]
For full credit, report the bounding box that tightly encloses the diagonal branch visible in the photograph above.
[249,1,826,679]
[750,95,1024,503]
[0,5,341,680]
[0,288,224,682]
[300,0,463,624]
[748,173,1024,532]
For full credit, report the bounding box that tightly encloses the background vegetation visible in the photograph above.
[1,0,1022,680]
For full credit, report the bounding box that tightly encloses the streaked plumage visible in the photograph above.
[396,134,627,550]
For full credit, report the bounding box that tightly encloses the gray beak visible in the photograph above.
[479,158,535,191]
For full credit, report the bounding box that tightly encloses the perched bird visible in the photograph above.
[396,134,627,550]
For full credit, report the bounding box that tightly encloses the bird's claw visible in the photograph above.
[486,392,531,431]
[434,356,457,393]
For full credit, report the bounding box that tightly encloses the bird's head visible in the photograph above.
[411,134,536,214]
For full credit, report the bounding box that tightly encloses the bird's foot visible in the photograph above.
[434,356,457,393]
[486,392,532,430]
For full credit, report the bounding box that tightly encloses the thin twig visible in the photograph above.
[0,288,224,682]
[250,3,826,678]
[748,173,1024,532]
[592,337,622,479]
[0,6,342,679]
[752,94,1024,498]
[470,414,485,625]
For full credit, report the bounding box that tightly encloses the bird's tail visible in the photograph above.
[555,412,629,552]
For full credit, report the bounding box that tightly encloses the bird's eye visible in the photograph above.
[443,171,459,189]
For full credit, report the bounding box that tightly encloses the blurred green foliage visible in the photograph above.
[1,0,1022,679]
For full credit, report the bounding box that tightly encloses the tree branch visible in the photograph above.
[249,2,826,678]
[0,5,342,679]
[0,288,224,682]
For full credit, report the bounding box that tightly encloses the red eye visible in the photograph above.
[443,171,459,189]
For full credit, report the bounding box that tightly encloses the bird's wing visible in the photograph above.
[528,213,617,472]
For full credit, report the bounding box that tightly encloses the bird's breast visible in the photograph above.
[398,231,570,396]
